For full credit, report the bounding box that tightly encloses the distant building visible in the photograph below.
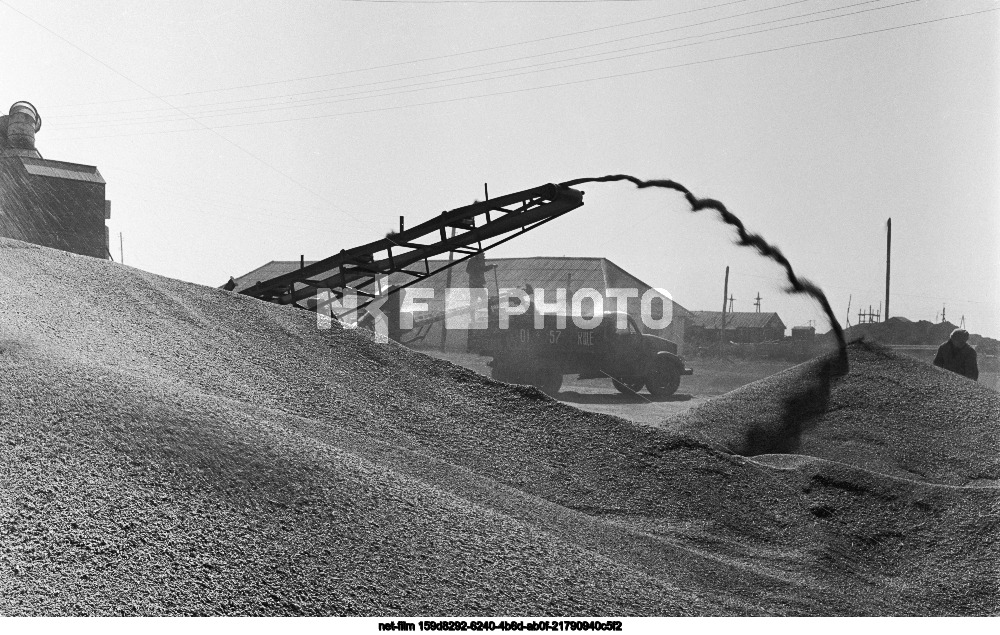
[229,256,694,352]
[791,325,816,340]
[0,101,111,259]
[687,311,786,344]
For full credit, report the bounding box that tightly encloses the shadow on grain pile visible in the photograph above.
[1,237,997,616]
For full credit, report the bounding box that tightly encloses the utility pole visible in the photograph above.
[860,305,876,324]
[754,292,761,313]
[845,294,852,328]
[941,304,946,324]
[720,266,729,352]
[885,217,891,322]
[728,294,735,313]
[119,232,123,265]
[440,227,457,352]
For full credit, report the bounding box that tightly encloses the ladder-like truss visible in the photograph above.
[239,183,585,317]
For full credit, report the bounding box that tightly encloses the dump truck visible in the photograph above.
[469,307,693,397]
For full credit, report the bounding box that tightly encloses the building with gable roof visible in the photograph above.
[687,311,787,344]
[228,256,694,352]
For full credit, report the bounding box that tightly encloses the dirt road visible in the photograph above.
[419,350,798,427]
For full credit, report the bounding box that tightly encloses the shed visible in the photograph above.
[688,311,787,344]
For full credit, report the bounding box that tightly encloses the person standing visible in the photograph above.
[933,329,979,381]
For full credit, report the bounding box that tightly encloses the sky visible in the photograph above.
[2,0,997,337]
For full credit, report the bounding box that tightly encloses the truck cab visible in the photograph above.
[475,309,693,397]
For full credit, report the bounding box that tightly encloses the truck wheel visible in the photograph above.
[646,361,681,398]
[612,377,644,395]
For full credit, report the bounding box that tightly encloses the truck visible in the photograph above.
[237,181,695,397]
[469,307,693,397]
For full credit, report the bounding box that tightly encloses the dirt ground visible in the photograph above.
[418,349,800,427]
[419,347,998,426]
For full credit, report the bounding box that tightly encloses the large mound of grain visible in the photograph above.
[676,341,1000,486]
[1,238,997,615]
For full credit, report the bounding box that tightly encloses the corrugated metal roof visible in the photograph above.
[690,311,786,330]
[228,256,693,319]
[230,260,310,291]
[19,157,105,184]
[388,257,608,298]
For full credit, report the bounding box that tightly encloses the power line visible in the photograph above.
[103,169,366,232]
[53,0,955,137]
[337,0,679,3]
[49,0,821,124]
[125,191,367,235]
[44,0,755,110]
[51,6,999,141]
[0,0,372,230]
[739,270,996,307]
[56,7,1000,139]
[50,0,919,131]
[102,164,333,214]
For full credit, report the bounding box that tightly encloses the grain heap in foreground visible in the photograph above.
[0,238,997,615]
[676,340,1000,485]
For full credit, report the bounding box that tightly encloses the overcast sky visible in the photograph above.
[3,0,997,337]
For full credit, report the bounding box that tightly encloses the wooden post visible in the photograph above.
[440,227,457,352]
[885,217,891,322]
[720,266,729,352]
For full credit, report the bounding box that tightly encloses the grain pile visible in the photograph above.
[1,238,997,615]
[676,341,1000,485]
[840,317,1000,352]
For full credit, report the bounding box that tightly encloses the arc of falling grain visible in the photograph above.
[560,174,847,365]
